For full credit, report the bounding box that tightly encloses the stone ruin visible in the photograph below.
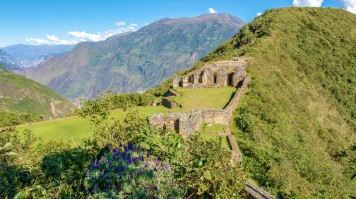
[149,72,250,137]
[172,61,247,89]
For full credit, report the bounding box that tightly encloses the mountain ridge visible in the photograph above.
[18,13,246,100]
[0,64,76,119]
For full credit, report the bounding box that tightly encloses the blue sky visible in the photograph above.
[0,0,354,47]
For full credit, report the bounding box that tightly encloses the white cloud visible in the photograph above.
[293,0,323,7]
[25,23,139,45]
[209,8,217,13]
[68,31,102,42]
[256,12,263,16]
[115,21,126,27]
[340,0,356,13]
[46,35,59,42]
[25,38,51,45]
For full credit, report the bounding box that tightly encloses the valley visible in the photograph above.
[1,3,355,199]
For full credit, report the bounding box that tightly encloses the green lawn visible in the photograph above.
[17,106,170,145]
[199,133,231,149]
[17,87,235,145]
[170,87,236,111]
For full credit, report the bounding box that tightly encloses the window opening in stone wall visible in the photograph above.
[179,78,183,87]
[174,119,179,132]
[228,72,234,86]
[198,71,203,83]
[213,73,218,84]
[188,75,194,83]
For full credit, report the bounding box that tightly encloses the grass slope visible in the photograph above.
[196,8,356,198]
[0,64,76,118]
[18,106,170,144]
[18,87,236,144]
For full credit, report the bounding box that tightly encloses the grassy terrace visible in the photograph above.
[170,87,236,111]
[17,87,236,145]
[17,106,170,145]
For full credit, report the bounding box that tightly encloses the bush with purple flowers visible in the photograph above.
[83,143,184,198]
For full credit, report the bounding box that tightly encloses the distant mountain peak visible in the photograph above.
[18,14,246,100]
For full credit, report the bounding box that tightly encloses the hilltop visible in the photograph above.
[194,7,356,198]
[0,64,76,119]
[18,13,245,100]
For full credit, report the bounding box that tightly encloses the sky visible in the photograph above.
[0,0,354,47]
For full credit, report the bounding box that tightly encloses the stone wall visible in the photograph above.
[172,61,247,89]
[149,76,250,136]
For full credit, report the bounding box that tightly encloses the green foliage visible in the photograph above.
[197,7,356,198]
[0,109,42,127]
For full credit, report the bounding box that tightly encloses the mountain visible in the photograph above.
[0,64,76,119]
[194,8,356,198]
[2,44,74,68]
[0,49,22,70]
[18,14,245,100]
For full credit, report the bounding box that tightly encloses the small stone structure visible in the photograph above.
[163,89,180,97]
[172,61,247,89]
[161,97,178,109]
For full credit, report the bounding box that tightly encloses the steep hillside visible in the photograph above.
[0,49,22,70]
[19,14,245,100]
[2,44,73,68]
[0,64,76,119]
[195,8,356,198]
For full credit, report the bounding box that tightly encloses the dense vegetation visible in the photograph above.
[195,7,356,198]
[1,94,245,198]
[0,110,42,128]
[0,64,76,119]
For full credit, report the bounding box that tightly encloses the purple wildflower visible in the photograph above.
[92,159,98,168]
[100,169,105,178]
[155,158,160,166]
[94,184,98,193]
[119,173,123,179]
[105,183,109,191]
[131,172,135,179]
[144,162,149,168]
[85,169,90,177]
[154,167,157,172]
[98,156,104,165]
[105,144,110,151]
[147,151,151,157]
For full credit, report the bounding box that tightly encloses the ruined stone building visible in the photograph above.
[149,58,250,137]
[172,61,247,89]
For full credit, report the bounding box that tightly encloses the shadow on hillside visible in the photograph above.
[0,147,92,198]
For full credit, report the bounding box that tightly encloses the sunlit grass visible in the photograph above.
[17,106,171,145]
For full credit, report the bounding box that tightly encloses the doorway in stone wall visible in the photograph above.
[174,119,179,132]
[198,71,203,83]
[188,75,194,84]
[228,72,234,86]
[213,73,218,84]
[179,78,183,87]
